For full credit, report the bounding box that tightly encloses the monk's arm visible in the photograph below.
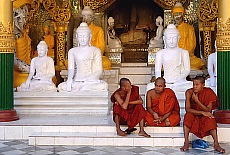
[129,95,143,105]
[160,111,172,122]
[114,91,131,109]
[146,91,159,118]
[193,93,212,112]
[185,90,203,115]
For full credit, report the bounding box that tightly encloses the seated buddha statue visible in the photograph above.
[107,17,122,48]
[58,22,108,92]
[172,2,204,70]
[72,6,111,70]
[120,0,155,44]
[149,16,164,48]
[13,2,32,88]
[17,41,57,92]
[155,24,192,92]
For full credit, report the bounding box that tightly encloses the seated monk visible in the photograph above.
[145,77,180,127]
[17,41,57,92]
[180,76,225,153]
[111,78,150,137]
[58,22,108,92]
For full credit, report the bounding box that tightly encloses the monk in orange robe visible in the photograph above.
[145,77,180,127]
[111,78,150,137]
[180,76,225,153]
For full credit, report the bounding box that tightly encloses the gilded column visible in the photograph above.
[0,0,19,121]
[56,22,67,70]
[197,0,218,62]
[199,22,215,61]
[213,0,230,124]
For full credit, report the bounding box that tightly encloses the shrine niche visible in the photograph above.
[106,0,164,63]
[28,0,71,70]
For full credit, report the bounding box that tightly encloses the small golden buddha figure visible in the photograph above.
[172,2,204,70]
[42,25,55,59]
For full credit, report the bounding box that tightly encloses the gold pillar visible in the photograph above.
[0,0,19,122]
[199,21,216,61]
[213,0,230,124]
[56,22,67,70]
[0,0,15,53]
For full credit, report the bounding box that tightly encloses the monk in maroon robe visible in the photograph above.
[111,78,150,137]
[145,77,180,127]
[180,76,225,153]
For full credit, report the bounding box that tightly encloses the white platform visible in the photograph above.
[1,114,230,146]
[14,91,109,115]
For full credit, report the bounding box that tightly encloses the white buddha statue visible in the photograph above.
[17,41,57,92]
[155,24,192,91]
[107,17,122,48]
[58,22,108,92]
[149,16,164,48]
[206,41,217,87]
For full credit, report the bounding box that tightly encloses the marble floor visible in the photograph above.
[0,140,229,155]
[1,114,230,154]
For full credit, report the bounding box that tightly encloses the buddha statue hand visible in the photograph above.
[66,79,73,92]
[24,79,31,88]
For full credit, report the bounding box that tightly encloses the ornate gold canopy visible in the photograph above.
[82,0,190,12]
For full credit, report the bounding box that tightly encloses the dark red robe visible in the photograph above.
[184,87,219,138]
[111,85,146,130]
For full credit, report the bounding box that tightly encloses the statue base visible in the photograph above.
[0,109,19,122]
[213,110,230,124]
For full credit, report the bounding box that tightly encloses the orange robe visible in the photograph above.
[111,86,146,130]
[145,88,180,127]
[184,87,219,138]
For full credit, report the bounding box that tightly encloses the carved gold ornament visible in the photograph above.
[197,0,218,22]
[83,0,116,12]
[216,18,230,51]
[0,22,14,53]
[154,0,189,9]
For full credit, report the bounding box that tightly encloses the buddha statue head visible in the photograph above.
[108,17,115,27]
[43,25,51,35]
[172,2,185,26]
[163,24,180,48]
[81,6,94,25]
[76,22,92,46]
[37,41,48,57]
[156,16,163,26]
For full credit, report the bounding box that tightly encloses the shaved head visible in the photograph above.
[155,77,166,84]
[119,78,130,87]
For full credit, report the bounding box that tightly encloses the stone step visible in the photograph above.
[119,67,153,75]
[121,63,147,67]
[14,92,109,115]
[119,75,152,85]
[29,132,184,146]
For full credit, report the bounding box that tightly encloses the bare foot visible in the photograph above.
[117,130,127,136]
[180,141,189,151]
[138,131,151,137]
[214,144,225,154]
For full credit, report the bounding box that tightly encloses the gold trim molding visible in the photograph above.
[216,18,230,51]
[197,0,218,22]
[0,22,14,53]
